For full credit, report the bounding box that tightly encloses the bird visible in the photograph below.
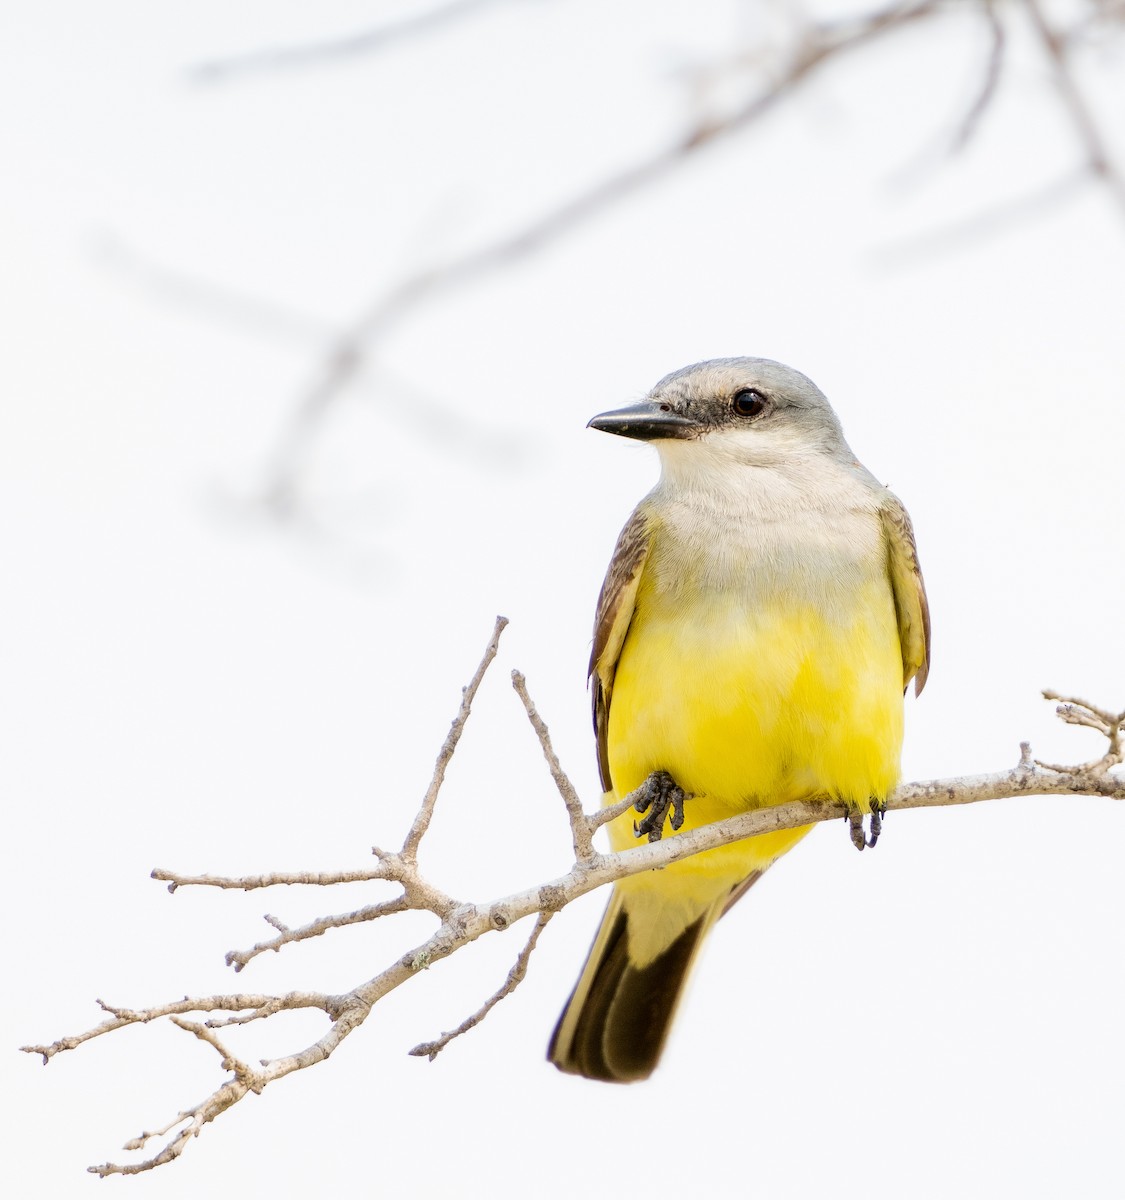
[548,357,929,1082]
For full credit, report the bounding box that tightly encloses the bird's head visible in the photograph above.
[588,358,849,474]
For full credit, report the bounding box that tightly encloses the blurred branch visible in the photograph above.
[117,3,1125,519]
[92,234,329,345]
[263,0,947,516]
[949,0,1007,153]
[1024,0,1125,216]
[93,235,529,526]
[257,0,1125,515]
[21,616,1125,1175]
[868,168,1089,265]
[188,0,514,83]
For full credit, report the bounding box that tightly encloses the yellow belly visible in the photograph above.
[605,575,904,963]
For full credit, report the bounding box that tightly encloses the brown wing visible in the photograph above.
[589,505,653,791]
[880,492,931,696]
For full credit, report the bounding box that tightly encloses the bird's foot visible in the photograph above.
[633,770,689,843]
[847,800,885,852]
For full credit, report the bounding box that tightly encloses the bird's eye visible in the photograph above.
[731,388,768,418]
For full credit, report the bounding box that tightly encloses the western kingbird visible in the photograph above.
[549,357,929,1082]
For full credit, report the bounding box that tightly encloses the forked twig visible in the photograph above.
[1037,690,1124,775]
[225,896,411,971]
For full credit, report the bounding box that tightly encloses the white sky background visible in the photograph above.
[4,1,1125,1196]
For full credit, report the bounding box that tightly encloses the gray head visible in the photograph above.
[589,358,850,469]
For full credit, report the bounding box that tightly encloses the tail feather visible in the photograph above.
[548,891,715,1083]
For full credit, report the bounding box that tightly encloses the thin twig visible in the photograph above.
[510,669,688,855]
[95,1078,251,1176]
[402,615,509,859]
[225,896,411,971]
[170,1018,250,1077]
[408,911,553,1060]
[511,670,594,862]
[21,993,334,1064]
[151,865,396,892]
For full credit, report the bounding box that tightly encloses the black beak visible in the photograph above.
[587,400,697,442]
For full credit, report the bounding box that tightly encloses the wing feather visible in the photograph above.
[589,506,653,791]
[880,493,931,695]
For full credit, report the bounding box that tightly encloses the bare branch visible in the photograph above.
[25,678,1124,1174]
[409,911,553,1060]
[92,1076,254,1177]
[21,993,334,1064]
[402,614,509,859]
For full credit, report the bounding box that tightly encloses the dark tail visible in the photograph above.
[548,891,712,1083]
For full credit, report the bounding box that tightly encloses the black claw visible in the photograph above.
[867,802,884,850]
[633,770,689,842]
[669,789,686,831]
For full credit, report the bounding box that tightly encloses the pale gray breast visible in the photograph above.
[647,458,889,613]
